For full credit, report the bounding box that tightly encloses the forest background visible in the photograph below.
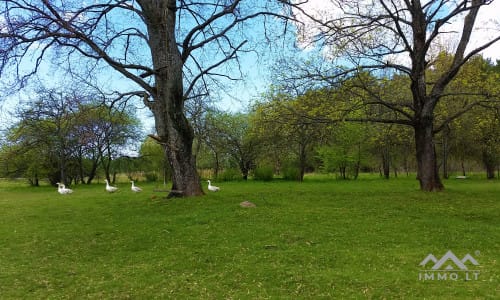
[1,0,499,188]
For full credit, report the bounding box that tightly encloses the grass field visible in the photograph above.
[0,175,499,299]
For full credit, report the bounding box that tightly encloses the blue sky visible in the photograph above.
[2,0,500,134]
[0,0,288,134]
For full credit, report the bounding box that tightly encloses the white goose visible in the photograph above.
[207,180,220,192]
[105,179,118,193]
[130,181,142,192]
[56,182,73,194]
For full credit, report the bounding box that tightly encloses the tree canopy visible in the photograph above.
[1,0,499,193]
[0,88,139,186]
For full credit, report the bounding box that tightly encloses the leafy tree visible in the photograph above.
[6,90,81,185]
[205,111,257,180]
[282,0,500,191]
[367,123,414,179]
[432,54,500,177]
[97,107,140,183]
[472,105,500,178]
[0,139,47,186]
[70,103,139,184]
[139,136,170,184]
[1,0,287,197]
[252,90,332,181]
[316,122,368,179]
[1,89,139,185]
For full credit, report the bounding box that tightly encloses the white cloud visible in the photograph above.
[0,15,8,34]
[291,0,342,50]
[463,0,500,60]
[292,0,500,63]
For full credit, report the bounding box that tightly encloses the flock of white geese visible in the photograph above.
[56,180,220,194]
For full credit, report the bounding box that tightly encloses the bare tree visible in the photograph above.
[282,0,500,191]
[1,0,285,197]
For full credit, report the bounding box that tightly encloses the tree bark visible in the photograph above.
[140,0,203,197]
[414,118,444,191]
[214,152,220,179]
[298,142,306,182]
[86,160,99,184]
[441,125,450,179]
[381,147,390,179]
[239,160,250,180]
[482,150,496,180]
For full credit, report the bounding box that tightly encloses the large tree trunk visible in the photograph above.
[162,122,202,197]
[414,119,444,191]
[141,0,203,197]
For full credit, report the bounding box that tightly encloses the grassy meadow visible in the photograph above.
[0,175,499,299]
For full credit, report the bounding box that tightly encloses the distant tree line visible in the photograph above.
[2,0,499,194]
[191,54,500,181]
[1,54,498,186]
[0,88,139,186]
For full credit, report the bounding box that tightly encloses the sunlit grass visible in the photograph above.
[0,175,499,298]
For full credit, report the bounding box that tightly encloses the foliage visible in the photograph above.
[469,105,500,178]
[280,1,500,191]
[144,172,158,182]
[0,89,140,185]
[281,164,302,181]
[253,164,274,181]
[0,142,47,185]
[315,122,368,179]
[0,0,288,197]
[219,168,242,182]
[203,111,258,180]
[368,123,415,178]
[251,90,333,181]
[139,137,170,183]
[431,54,500,178]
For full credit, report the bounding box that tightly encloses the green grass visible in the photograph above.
[0,176,499,299]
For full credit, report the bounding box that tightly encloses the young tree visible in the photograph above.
[205,111,257,180]
[316,122,367,179]
[97,106,139,183]
[139,136,170,184]
[471,105,500,178]
[0,127,49,186]
[283,0,500,191]
[8,89,80,186]
[1,86,139,185]
[252,90,332,181]
[431,54,498,177]
[1,0,286,197]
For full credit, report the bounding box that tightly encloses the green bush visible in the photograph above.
[145,172,158,182]
[283,166,302,181]
[253,165,274,181]
[220,168,241,181]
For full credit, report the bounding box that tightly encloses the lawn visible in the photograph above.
[0,175,499,299]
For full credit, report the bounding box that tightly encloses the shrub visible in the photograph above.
[254,165,274,181]
[220,168,241,181]
[283,166,302,181]
[145,172,158,182]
